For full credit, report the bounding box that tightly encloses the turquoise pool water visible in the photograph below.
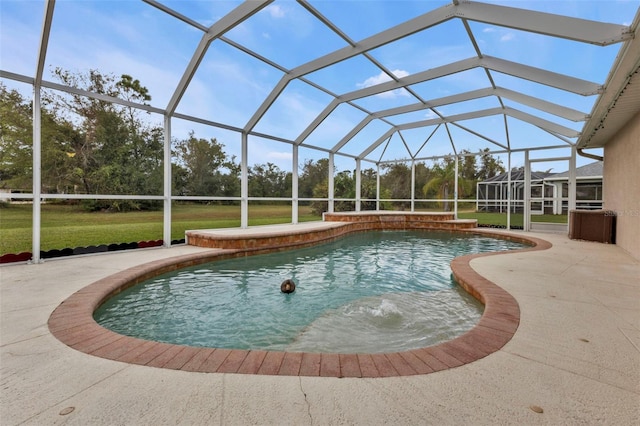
[94,231,527,353]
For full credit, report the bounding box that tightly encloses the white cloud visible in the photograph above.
[359,72,390,87]
[357,70,411,98]
[377,88,410,99]
[358,69,409,87]
[481,26,514,42]
[266,5,285,18]
[389,69,410,80]
[500,33,515,42]
[424,110,438,120]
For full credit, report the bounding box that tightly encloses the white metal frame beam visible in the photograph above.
[166,0,273,116]
[454,1,633,46]
[505,109,580,138]
[493,87,588,122]
[244,0,624,141]
[358,106,579,159]
[162,116,172,247]
[244,3,457,132]
[327,85,586,153]
[341,55,602,101]
[297,57,595,154]
[481,56,602,96]
[30,0,56,264]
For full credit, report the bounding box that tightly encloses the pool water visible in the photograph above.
[94,231,527,353]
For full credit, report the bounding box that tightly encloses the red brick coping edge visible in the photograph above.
[48,230,551,378]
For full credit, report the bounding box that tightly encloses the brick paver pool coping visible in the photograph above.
[48,223,551,378]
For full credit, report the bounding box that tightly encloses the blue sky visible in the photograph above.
[1,0,639,174]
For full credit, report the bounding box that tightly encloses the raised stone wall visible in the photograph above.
[187,213,477,251]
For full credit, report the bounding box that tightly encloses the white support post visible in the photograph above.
[355,158,361,212]
[241,132,249,228]
[31,0,55,263]
[454,155,459,219]
[411,160,416,212]
[292,144,299,223]
[32,89,42,263]
[524,150,531,231]
[568,145,577,213]
[163,115,172,246]
[507,151,512,230]
[475,181,479,212]
[376,164,381,211]
[328,153,335,213]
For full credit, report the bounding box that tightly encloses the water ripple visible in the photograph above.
[94,231,526,353]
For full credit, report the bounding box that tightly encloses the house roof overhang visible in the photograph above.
[577,8,640,149]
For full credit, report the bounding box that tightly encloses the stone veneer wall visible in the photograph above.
[187,214,477,251]
[323,212,455,222]
[603,110,640,261]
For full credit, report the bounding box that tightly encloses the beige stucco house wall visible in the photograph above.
[603,111,640,260]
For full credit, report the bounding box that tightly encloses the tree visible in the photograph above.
[41,68,164,210]
[40,112,84,194]
[414,162,434,200]
[310,179,329,215]
[334,169,354,211]
[460,149,477,181]
[299,158,329,199]
[360,168,378,210]
[299,158,330,214]
[0,84,34,191]
[248,162,290,199]
[380,163,411,209]
[302,161,371,215]
[1,83,87,195]
[173,132,228,196]
[422,156,475,211]
[477,148,505,181]
[217,156,241,200]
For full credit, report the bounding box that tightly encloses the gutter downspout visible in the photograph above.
[577,148,604,162]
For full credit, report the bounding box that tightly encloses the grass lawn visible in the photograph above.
[0,203,320,255]
[1,203,568,255]
[458,211,524,226]
[458,211,568,227]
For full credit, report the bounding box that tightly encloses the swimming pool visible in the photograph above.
[94,231,528,354]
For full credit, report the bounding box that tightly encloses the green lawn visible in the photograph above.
[0,203,320,255]
[0,203,568,255]
[458,211,523,227]
[458,211,568,227]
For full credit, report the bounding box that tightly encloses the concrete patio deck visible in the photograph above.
[1,228,639,425]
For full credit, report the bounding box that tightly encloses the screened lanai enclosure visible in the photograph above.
[476,160,604,214]
[1,0,639,262]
